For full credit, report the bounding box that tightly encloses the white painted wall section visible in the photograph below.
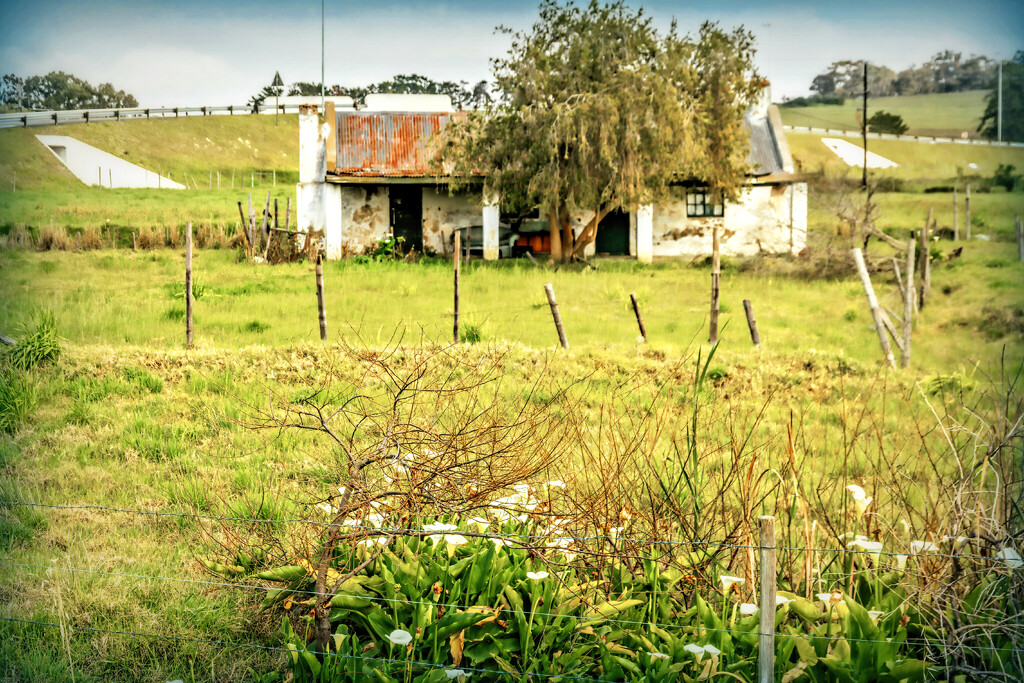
[35,135,183,189]
[636,205,653,264]
[297,105,327,238]
[482,196,500,261]
[324,184,343,260]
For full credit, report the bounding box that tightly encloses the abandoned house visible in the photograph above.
[296,93,806,262]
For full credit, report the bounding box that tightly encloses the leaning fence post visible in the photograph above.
[315,252,328,342]
[185,222,194,348]
[453,231,461,343]
[852,248,896,370]
[629,293,647,342]
[710,225,720,344]
[544,283,569,349]
[902,239,915,369]
[918,209,932,310]
[743,299,761,346]
[758,516,777,683]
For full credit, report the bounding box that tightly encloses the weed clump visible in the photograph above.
[0,370,37,435]
[37,226,72,251]
[6,312,61,371]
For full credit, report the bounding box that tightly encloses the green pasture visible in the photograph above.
[778,90,988,137]
[1,235,1022,375]
[787,132,1024,183]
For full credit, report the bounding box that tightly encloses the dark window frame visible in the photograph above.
[685,187,724,218]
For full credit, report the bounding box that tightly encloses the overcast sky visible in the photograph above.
[1,0,1021,106]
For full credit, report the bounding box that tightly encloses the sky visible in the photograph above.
[1,0,1021,107]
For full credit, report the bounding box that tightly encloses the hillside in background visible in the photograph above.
[0,114,299,192]
[779,90,987,138]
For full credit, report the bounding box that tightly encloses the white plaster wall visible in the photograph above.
[35,135,182,189]
[363,94,453,112]
[297,107,328,239]
[337,185,390,255]
[652,184,805,257]
[422,188,480,255]
[324,184,343,260]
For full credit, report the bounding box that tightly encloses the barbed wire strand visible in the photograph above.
[1,498,1007,563]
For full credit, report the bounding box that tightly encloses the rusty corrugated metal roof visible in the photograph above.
[331,110,465,177]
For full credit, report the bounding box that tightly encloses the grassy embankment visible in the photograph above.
[778,90,989,138]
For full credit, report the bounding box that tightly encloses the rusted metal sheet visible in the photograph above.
[745,114,785,176]
[332,111,465,177]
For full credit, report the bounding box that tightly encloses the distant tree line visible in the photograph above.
[249,74,492,110]
[0,72,138,111]
[791,51,998,104]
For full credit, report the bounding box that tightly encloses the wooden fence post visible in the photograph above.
[248,193,255,255]
[965,185,972,240]
[630,293,647,343]
[852,248,896,370]
[453,232,461,343]
[902,239,915,369]
[918,209,932,310]
[758,516,777,683]
[186,222,194,347]
[743,299,761,346]
[1017,212,1022,263]
[544,283,569,349]
[710,225,720,344]
[953,188,959,241]
[315,252,328,342]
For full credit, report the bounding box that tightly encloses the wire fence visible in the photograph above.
[2,496,1021,678]
[0,103,312,130]
[783,125,1024,149]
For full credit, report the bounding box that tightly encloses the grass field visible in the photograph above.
[2,107,1023,682]
[778,90,989,137]
[2,237,1022,374]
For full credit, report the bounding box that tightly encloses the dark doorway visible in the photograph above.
[389,186,422,252]
[595,209,630,255]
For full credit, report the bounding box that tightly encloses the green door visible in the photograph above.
[595,210,629,255]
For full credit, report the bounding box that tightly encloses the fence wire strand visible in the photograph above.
[0,498,1007,563]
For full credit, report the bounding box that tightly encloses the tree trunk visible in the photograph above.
[561,212,574,263]
[547,210,563,262]
[572,206,611,259]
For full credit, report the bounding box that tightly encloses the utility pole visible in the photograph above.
[997,59,1003,142]
[321,0,325,113]
[862,60,868,190]
[272,71,284,126]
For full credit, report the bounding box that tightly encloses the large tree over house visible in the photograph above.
[434,0,763,262]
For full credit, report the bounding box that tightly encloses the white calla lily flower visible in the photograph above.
[526,571,549,580]
[995,547,1023,569]
[387,629,412,645]
[739,603,758,616]
[910,540,938,554]
[720,574,745,594]
[846,484,873,515]
[648,651,670,660]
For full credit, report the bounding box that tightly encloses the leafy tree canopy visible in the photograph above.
[867,110,908,135]
[0,71,137,110]
[808,52,996,98]
[251,75,492,110]
[435,0,763,261]
[978,51,1024,142]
